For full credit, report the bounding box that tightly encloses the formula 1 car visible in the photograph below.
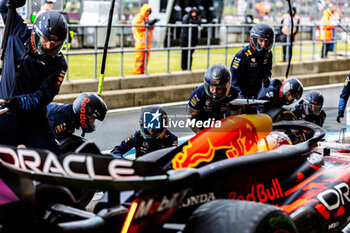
[1,114,350,233]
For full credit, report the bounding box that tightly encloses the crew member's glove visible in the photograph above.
[147,18,160,26]
[0,99,9,114]
[337,111,344,123]
[262,76,271,88]
[1,97,16,109]
[6,0,26,9]
[111,152,124,159]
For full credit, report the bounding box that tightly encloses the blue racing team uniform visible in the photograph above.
[338,74,350,117]
[188,84,240,122]
[257,79,284,109]
[0,0,67,155]
[230,44,273,98]
[47,103,79,140]
[292,102,326,127]
[111,130,178,158]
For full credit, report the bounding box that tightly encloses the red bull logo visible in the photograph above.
[80,97,90,129]
[228,178,284,202]
[172,115,272,169]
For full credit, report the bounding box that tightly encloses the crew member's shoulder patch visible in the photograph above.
[345,75,350,85]
[245,49,252,56]
[190,94,200,106]
[231,57,241,69]
[55,70,66,87]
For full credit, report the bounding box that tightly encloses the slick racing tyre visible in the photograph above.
[183,200,298,233]
[265,108,297,123]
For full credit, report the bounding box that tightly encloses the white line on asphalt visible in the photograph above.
[107,101,187,114]
[304,83,344,90]
[107,83,345,114]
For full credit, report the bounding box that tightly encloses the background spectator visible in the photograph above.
[280,7,300,62]
[329,3,341,52]
[320,8,335,58]
[37,0,55,17]
[180,7,201,71]
[132,3,159,75]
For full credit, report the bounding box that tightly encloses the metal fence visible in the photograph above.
[1,23,349,80]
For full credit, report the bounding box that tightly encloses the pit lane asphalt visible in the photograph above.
[78,83,345,152]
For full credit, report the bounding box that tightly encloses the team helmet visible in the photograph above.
[279,78,303,105]
[139,105,168,139]
[32,11,68,56]
[303,91,324,116]
[72,92,108,133]
[204,64,232,102]
[250,23,275,56]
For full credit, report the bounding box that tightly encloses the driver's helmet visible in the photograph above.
[279,78,303,105]
[250,23,275,56]
[258,131,292,152]
[32,11,68,56]
[72,92,108,133]
[302,91,324,116]
[204,64,232,102]
[139,105,168,139]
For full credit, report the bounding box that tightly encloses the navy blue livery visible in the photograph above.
[111,130,178,158]
[230,44,273,98]
[0,0,67,155]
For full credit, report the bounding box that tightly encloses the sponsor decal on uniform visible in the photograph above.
[55,70,66,87]
[263,59,268,64]
[265,91,274,98]
[194,94,200,102]
[250,58,257,67]
[220,106,228,112]
[190,98,197,106]
[228,178,284,202]
[190,94,199,107]
[182,192,216,207]
[245,49,252,56]
[205,99,212,106]
[328,222,340,230]
[232,57,241,69]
